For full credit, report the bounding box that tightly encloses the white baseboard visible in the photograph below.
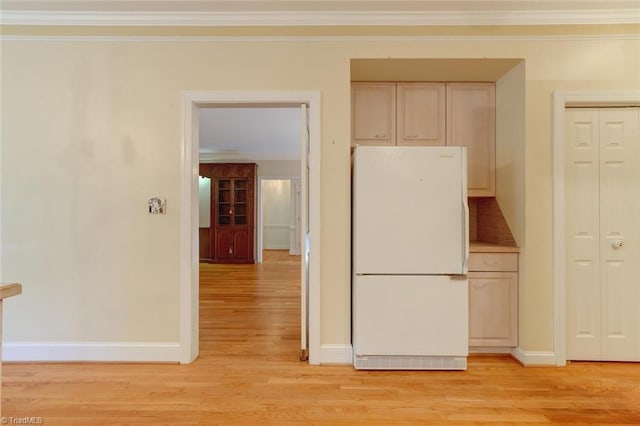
[469,346,514,354]
[316,345,559,367]
[319,344,353,364]
[2,342,181,363]
[510,347,559,366]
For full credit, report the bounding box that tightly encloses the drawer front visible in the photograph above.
[469,253,518,272]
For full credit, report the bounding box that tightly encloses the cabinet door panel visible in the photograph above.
[351,83,396,146]
[216,229,234,260]
[397,83,445,146]
[469,271,517,347]
[447,83,496,196]
[232,229,249,260]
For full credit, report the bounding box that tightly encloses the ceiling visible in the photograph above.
[199,107,302,162]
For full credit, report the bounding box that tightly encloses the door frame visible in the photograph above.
[257,176,300,263]
[552,89,640,366]
[180,90,321,364]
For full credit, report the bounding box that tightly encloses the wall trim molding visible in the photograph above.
[2,34,639,43]
[510,347,558,367]
[319,344,353,365]
[2,342,181,363]
[552,90,640,368]
[2,9,638,27]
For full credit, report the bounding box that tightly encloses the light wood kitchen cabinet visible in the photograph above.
[351,82,396,146]
[351,82,445,147]
[352,81,496,196]
[468,251,518,348]
[446,83,496,197]
[396,83,446,146]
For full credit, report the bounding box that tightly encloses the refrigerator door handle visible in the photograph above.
[450,274,468,280]
[462,199,469,274]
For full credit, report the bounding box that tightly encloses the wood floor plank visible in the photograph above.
[2,262,640,424]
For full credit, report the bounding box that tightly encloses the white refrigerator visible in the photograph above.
[352,146,469,370]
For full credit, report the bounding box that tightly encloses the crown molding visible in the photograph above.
[1,9,639,27]
[2,34,639,42]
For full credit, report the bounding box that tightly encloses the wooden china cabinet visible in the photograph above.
[200,163,257,264]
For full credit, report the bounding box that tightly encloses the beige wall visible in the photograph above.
[255,160,301,178]
[495,61,529,347]
[1,28,639,356]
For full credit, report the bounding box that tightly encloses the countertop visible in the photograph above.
[0,283,22,300]
[470,241,520,253]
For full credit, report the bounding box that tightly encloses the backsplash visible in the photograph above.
[468,198,517,247]
[469,200,478,241]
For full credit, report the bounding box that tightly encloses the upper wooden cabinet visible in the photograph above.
[446,83,496,197]
[351,82,396,146]
[397,83,446,146]
[351,81,496,196]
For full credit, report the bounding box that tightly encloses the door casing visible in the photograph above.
[180,91,321,364]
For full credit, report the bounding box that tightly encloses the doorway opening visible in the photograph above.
[180,91,321,364]
[257,177,302,263]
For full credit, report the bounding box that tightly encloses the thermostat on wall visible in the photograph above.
[148,197,166,214]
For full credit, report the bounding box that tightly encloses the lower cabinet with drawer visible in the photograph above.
[468,252,518,348]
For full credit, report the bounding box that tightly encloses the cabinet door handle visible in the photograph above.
[228,246,233,255]
[375,134,386,139]
[406,134,418,139]
[229,209,233,215]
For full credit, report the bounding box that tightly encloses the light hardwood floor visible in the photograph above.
[2,261,640,425]
[262,249,302,263]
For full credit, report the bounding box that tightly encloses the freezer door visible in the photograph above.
[353,274,468,357]
[353,146,467,275]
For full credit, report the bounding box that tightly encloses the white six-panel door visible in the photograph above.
[565,107,640,361]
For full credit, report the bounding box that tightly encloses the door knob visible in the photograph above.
[613,240,624,249]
